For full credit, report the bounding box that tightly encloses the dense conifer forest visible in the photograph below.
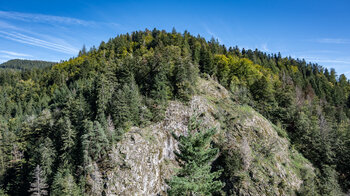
[0,59,56,70]
[0,29,350,195]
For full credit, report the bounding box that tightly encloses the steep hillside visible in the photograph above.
[83,77,318,195]
[0,29,349,195]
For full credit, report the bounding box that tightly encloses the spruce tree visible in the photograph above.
[95,73,113,122]
[82,121,109,162]
[51,168,80,196]
[112,85,132,127]
[28,165,48,196]
[173,58,191,101]
[168,116,223,195]
[199,46,214,75]
[58,117,76,166]
[149,70,169,119]
[36,138,56,178]
[126,78,142,124]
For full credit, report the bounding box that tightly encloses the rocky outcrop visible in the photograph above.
[100,78,316,195]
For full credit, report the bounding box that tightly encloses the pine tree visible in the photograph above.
[58,117,76,166]
[78,45,87,57]
[168,116,224,195]
[199,46,214,75]
[172,47,198,101]
[82,121,109,162]
[36,138,56,178]
[250,75,275,107]
[149,70,169,119]
[126,78,142,124]
[112,86,132,127]
[51,168,80,196]
[28,165,48,196]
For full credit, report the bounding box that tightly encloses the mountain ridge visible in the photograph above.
[0,59,56,70]
[0,29,349,195]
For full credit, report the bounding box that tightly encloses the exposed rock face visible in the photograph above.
[104,95,217,195]
[101,78,316,196]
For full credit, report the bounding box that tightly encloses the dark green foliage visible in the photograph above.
[34,138,55,178]
[173,55,198,101]
[0,29,350,194]
[111,78,142,127]
[168,116,224,195]
[199,46,215,75]
[51,168,80,196]
[58,117,76,166]
[95,73,114,122]
[317,165,343,195]
[0,59,55,70]
[82,120,109,162]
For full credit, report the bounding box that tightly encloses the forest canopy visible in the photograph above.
[0,28,350,195]
[0,59,56,70]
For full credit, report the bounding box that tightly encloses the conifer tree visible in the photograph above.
[168,116,223,195]
[149,70,169,119]
[95,73,113,122]
[58,117,76,166]
[36,138,56,178]
[112,85,132,127]
[82,121,109,162]
[29,165,48,196]
[78,45,87,57]
[173,58,190,101]
[126,77,142,124]
[51,168,80,196]
[199,46,214,75]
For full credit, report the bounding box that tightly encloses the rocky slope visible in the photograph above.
[88,77,317,195]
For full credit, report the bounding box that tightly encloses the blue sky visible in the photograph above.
[0,0,349,76]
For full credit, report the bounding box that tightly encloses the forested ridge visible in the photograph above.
[0,59,56,70]
[0,28,350,195]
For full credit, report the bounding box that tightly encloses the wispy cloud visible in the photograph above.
[316,59,350,64]
[314,38,350,44]
[0,20,19,30]
[0,50,32,57]
[300,56,350,65]
[0,12,80,55]
[203,24,222,43]
[260,43,269,52]
[0,30,78,54]
[0,11,122,59]
[0,11,94,26]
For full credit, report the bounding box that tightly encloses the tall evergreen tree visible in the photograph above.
[168,116,223,195]
[112,87,130,127]
[199,46,214,75]
[95,73,113,122]
[35,138,56,179]
[58,117,76,166]
[82,121,109,162]
[173,55,197,101]
[28,165,48,196]
[51,168,80,196]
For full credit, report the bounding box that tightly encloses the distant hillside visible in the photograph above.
[0,59,56,70]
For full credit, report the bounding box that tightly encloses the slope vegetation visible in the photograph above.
[98,77,318,195]
[0,59,56,70]
[0,29,349,195]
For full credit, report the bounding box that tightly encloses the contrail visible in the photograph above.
[0,30,78,54]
